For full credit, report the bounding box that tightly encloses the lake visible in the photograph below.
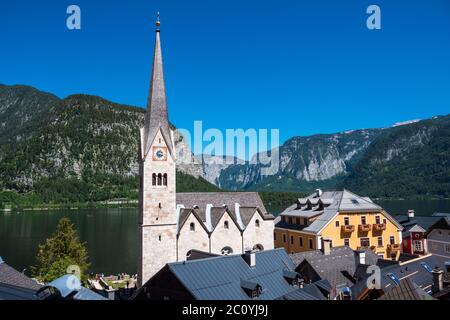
[1,200,449,276]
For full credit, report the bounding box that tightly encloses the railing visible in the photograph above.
[341,225,355,233]
[373,223,386,231]
[387,243,401,251]
[358,224,372,232]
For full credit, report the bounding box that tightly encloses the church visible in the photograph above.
[137,17,275,286]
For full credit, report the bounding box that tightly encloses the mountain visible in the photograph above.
[1,84,449,201]
[0,85,218,204]
[214,115,450,198]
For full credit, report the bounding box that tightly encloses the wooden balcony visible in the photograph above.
[358,224,372,232]
[373,223,386,231]
[387,243,401,251]
[341,225,355,233]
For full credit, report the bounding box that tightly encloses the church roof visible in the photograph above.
[143,24,174,158]
[176,192,271,216]
[176,193,274,234]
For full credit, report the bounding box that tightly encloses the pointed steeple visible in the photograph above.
[143,13,174,158]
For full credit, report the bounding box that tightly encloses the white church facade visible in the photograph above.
[137,18,275,286]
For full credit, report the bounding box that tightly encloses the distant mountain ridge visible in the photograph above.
[0,84,449,200]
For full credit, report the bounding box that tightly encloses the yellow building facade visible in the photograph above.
[274,190,403,260]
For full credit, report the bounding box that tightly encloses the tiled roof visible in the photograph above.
[177,192,269,215]
[166,248,301,300]
[0,259,41,291]
[378,278,434,300]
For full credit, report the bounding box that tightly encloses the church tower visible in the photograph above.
[138,14,177,287]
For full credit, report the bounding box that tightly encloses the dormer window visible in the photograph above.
[224,221,229,229]
[190,223,195,231]
[283,269,302,287]
[241,279,262,299]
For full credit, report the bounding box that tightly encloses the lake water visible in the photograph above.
[1,200,449,276]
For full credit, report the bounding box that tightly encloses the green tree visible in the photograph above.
[31,217,90,283]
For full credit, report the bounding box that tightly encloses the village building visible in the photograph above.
[133,248,328,300]
[425,217,450,258]
[274,189,403,260]
[394,210,442,256]
[137,18,274,286]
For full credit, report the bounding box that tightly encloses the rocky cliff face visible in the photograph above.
[216,129,381,190]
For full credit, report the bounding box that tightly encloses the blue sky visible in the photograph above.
[1,0,450,147]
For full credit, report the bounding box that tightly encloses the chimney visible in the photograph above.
[432,268,444,294]
[356,250,366,265]
[321,238,331,256]
[316,189,323,197]
[243,248,256,267]
[408,209,415,220]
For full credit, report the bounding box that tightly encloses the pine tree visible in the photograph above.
[31,217,90,283]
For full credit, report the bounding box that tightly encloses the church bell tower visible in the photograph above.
[138,14,177,287]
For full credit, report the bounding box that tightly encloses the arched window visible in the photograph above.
[190,222,195,231]
[157,173,162,186]
[224,221,229,229]
[152,173,156,186]
[221,246,233,255]
[163,173,168,186]
[255,219,260,228]
[253,244,264,251]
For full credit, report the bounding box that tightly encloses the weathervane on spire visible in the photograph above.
[156,12,161,31]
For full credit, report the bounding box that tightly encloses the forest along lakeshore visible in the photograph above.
[1,199,450,277]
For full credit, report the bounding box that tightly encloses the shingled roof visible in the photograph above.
[0,258,41,291]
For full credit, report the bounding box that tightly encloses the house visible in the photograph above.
[133,248,327,300]
[275,189,403,260]
[0,256,41,300]
[289,241,395,299]
[351,254,450,300]
[394,210,442,256]
[425,217,450,258]
[137,17,275,286]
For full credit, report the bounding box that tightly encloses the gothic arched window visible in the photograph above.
[224,221,229,229]
[255,219,260,228]
[152,173,157,186]
[157,173,162,186]
[190,222,195,231]
[163,173,168,186]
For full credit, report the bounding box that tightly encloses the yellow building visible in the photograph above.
[274,189,403,260]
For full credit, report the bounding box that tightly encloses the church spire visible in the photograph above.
[143,12,174,158]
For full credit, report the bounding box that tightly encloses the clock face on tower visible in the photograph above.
[152,146,167,161]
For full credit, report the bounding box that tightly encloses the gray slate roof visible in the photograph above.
[378,278,434,300]
[166,248,304,300]
[277,189,401,234]
[351,254,450,299]
[291,246,380,289]
[0,259,41,291]
[0,283,39,300]
[394,215,442,237]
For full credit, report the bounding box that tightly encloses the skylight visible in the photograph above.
[386,273,400,286]
[420,262,433,273]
